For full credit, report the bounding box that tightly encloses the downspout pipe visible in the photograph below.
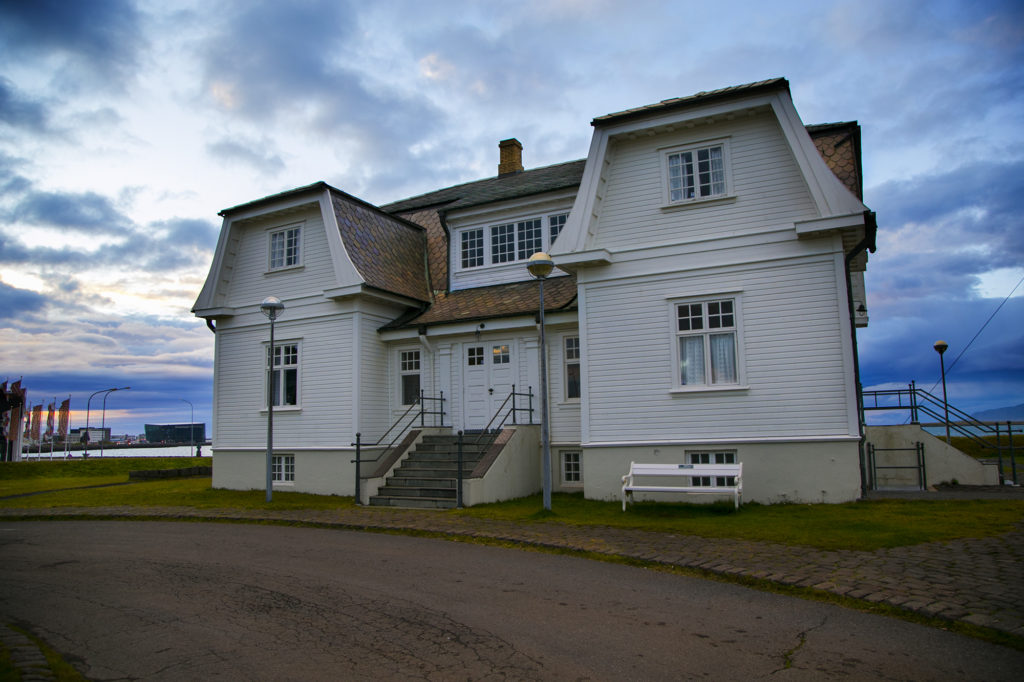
[845,210,877,498]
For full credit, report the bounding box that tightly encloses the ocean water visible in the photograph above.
[20,445,202,459]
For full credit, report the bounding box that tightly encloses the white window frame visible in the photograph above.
[272,454,295,484]
[454,211,570,271]
[563,335,580,401]
[399,348,422,406]
[660,138,732,207]
[265,340,301,409]
[668,293,746,392]
[560,450,582,486]
[686,450,736,487]
[268,224,302,271]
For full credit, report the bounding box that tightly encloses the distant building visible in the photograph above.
[145,423,206,444]
[69,427,111,444]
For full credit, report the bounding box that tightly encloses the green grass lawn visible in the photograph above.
[2,458,1022,552]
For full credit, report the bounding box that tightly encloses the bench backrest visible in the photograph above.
[628,462,741,478]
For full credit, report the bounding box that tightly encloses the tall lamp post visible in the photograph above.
[100,387,129,458]
[260,296,285,503]
[179,398,194,456]
[934,340,951,444]
[527,252,554,511]
[85,386,129,457]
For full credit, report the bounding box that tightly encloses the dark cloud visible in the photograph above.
[0,77,50,131]
[199,1,444,170]
[0,0,145,92]
[206,138,285,175]
[10,189,133,234]
[0,280,48,319]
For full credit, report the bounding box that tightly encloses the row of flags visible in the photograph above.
[1,381,71,444]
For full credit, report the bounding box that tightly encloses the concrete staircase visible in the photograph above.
[369,432,497,509]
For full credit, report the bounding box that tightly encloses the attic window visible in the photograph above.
[663,140,730,204]
[269,225,301,270]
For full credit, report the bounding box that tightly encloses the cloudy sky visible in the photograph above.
[1,0,1022,437]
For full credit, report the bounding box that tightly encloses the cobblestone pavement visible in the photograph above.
[3,502,1024,644]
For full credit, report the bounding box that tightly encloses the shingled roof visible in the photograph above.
[381,159,585,214]
[807,122,864,200]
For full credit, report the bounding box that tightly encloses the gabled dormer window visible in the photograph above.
[457,211,569,270]
[663,140,731,205]
[269,225,301,270]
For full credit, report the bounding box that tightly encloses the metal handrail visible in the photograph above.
[374,390,448,452]
[862,382,1020,483]
[472,385,535,444]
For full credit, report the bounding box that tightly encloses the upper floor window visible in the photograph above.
[457,211,570,270]
[268,343,299,407]
[269,226,301,270]
[674,297,740,388]
[564,335,580,400]
[663,141,730,205]
[549,213,568,245]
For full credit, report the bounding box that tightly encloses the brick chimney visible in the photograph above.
[498,138,523,176]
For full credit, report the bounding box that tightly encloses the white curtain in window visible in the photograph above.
[709,333,736,383]
[709,146,725,195]
[679,336,705,385]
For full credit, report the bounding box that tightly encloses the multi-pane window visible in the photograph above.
[667,144,726,202]
[272,454,295,483]
[491,223,516,263]
[461,228,484,268]
[467,346,484,366]
[400,350,421,405]
[492,344,510,364]
[460,211,569,269]
[516,218,543,261]
[676,298,738,387]
[561,450,581,484]
[564,336,580,400]
[687,451,736,487]
[269,226,301,269]
[268,343,298,406]
[549,213,568,245]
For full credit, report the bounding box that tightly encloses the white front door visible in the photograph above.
[463,341,516,430]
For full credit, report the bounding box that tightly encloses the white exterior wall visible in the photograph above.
[583,440,861,504]
[593,112,817,251]
[581,255,853,443]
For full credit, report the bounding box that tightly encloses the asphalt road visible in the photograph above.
[0,521,1021,680]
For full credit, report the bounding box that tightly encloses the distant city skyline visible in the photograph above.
[2,0,1021,435]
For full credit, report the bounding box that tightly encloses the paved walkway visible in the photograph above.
[3,500,1024,645]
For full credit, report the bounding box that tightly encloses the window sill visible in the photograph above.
[260,405,302,414]
[265,265,304,275]
[272,481,295,487]
[660,194,737,211]
[557,399,581,407]
[669,385,749,395]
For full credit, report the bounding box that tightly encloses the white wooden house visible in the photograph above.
[193,78,876,506]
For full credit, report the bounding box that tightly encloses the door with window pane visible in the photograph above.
[463,340,515,430]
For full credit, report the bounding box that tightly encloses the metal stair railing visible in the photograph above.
[351,391,448,504]
[862,381,1020,483]
[472,385,535,445]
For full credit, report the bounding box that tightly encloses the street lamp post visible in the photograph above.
[527,252,554,511]
[85,387,128,457]
[934,340,951,444]
[179,398,194,457]
[260,296,285,503]
[100,387,129,457]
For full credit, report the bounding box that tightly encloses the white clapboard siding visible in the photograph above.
[224,208,332,308]
[595,113,818,251]
[583,257,851,442]
[357,312,393,440]
[214,314,355,448]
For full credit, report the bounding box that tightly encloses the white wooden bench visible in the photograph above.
[621,462,742,510]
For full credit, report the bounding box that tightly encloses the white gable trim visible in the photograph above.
[318,190,365,295]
